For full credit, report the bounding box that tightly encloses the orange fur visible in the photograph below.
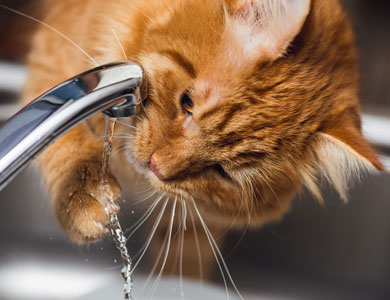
[23,0,383,277]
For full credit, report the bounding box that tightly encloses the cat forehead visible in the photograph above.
[140,50,246,105]
[137,0,311,101]
[141,0,305,74]
[147,2,270,60]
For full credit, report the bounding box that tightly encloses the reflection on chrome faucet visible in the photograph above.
[0,61,145,191]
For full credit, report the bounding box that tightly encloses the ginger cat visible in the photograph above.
[21,0,383,278]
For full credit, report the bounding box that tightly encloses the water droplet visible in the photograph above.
[49,237,53,241]
[100,246,104,251]
[85,258,88,262]
[114,259,117,263]
[131,210,135,214]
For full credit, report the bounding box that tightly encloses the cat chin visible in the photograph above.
[147,172,195,199]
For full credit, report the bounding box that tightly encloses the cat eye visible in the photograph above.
[180,92,193,114]
[214,164,232,180]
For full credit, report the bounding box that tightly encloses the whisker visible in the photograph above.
[101,192,158,249]
[102,136,133,140]
[259,169,281,206]
[139,225,170,294]
[134,116,144,124]
[235,171,257,228]
[216,194,244,240]
[125,193,164,239]
[224,223,249,260]
[248,184,254,236]
[189,207,204,292]
[169,201,182,275]
[135,185,155,196]
[0,5,98,66]
[182,195,187,231]
[169,193,186,276]
[192,198,229,300]
[131,190,158,206]
[115,119,137,130]
[98,133,134,138]
[130,197,169,276]
[80,56,99,67]
[221,193,250,259]
[111,28,128,60]
[149,197,177,299]
[131,196,161,210]
[192,198,245,300]
[127,4,155,23]
[139,100,151,120]
[179,198,186,299]
[111,145,131,159]
[112,133,134,137]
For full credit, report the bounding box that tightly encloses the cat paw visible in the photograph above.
[53,162,121,244]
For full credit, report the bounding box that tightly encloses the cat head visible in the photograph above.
[97,0,383,225]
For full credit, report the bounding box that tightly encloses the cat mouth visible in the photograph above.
[147,163,233,183]
[124,147,235,200]
[146,164,236,201]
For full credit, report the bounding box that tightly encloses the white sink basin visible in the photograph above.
[0,258,239,300]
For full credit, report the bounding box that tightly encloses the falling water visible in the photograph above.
[101,116,133,299]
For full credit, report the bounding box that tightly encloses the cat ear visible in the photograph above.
[312,123,384,202]
[225,0,311,59]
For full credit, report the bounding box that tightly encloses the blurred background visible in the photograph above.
[0,1,389,299]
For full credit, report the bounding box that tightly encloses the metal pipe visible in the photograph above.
[0,61,145,191]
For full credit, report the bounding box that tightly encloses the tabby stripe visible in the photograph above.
[198,105,221,121]
[215,102,245,131]
[160,49,196,78]
[251,80,286,96]
[235,151,266,160]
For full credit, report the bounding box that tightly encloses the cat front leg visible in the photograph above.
[22,47,123,242]
[35,120,121,243]
[18,0,125,244]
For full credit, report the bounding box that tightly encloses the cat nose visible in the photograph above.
[150,156,163,179]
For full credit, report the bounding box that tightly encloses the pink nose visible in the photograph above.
[150,156,163,179]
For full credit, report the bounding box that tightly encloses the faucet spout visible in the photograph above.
[0,61,145,191]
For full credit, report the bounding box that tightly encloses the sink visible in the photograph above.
[0,158,389,300]
[0,253,239,300]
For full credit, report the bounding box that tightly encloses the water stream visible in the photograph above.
[101,116,133,299]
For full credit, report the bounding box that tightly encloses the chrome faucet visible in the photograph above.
[0,61,145,191]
